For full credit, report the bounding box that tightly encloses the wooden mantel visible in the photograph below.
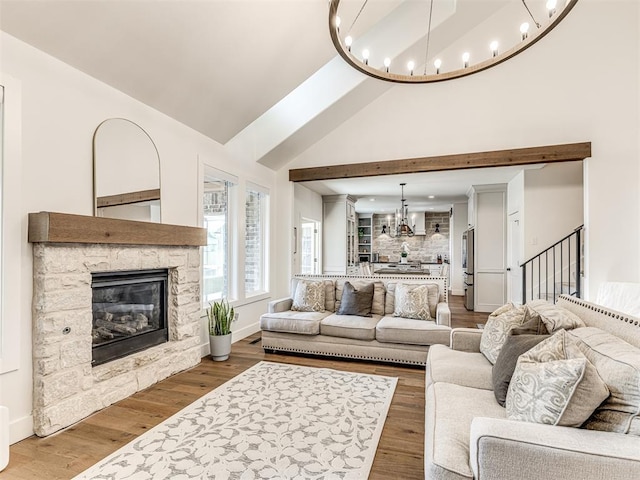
[28,212,207,247]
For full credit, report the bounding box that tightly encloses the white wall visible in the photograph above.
[0,32,277,443]
[523,162,583,259]
[285,0,640,301]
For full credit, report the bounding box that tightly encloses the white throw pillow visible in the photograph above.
[479,305,526,364]
[393,283,431,320]
[525,300,585,333]
[291,280,326,312]
[506,330,609,427]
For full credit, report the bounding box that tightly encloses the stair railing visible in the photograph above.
[521,225,584,304]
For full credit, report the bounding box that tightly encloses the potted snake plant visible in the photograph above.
[207,298,237,361]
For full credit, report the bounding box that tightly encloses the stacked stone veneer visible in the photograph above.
[32,243,202,436]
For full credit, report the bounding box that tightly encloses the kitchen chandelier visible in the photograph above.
[386,183,414,237]
[328,0,579,84]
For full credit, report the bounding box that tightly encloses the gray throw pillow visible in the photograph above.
[336,281,374,317]
[492,333,550,406]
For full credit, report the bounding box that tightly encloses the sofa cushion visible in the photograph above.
[492,333,550,406]
[506,330,609,427]
[567,327,640,435]
[385,282,438,318]
[335,280,385,316]
[336,281,374,316]
[394,283,432,320]
[291,279,326,312]
[290,278,335,312]
[320,314,381,341]
[426,344,493,390]
[425,382,506,479]
[480,305,526,364]
[376,316,451,347]
[525,300,586,333]
[259,310,329,335]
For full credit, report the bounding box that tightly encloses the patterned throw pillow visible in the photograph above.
[393,283,431,320]
[480,305,526,364]
[291,280,326,312]
[506,330,609,427]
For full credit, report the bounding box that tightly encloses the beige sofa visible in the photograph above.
[260,274,450,366]
[425,295,640,480]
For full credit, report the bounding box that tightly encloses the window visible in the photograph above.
[202,167,236,305]
[245,183,269,296]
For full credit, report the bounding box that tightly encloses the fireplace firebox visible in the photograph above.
[92,269,168,366]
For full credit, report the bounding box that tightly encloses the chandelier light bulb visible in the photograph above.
[490,40,499,57]
[520,22,530,40]
[462,52,470,68]
[407,60,415,75]
[335,16,341,30]
[546,0,557,17]
[383,57,391,72]
[345,35,353,51]
[362,49,370,65]
[434,58,442,74]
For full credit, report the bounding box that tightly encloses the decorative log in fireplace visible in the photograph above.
[91,269,168,366]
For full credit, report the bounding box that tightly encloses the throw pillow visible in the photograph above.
[291,280,326,312]
[393,283,431,320]
[480,306,526,364]
[511,314,549,335]
[506,330,609,427]
[336,281,374,317]
[492,333,550,407]
[525,300,585,333]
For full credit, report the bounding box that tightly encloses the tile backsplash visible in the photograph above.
[367,212,450,263]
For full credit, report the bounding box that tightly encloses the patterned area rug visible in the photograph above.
[73,361,397,479]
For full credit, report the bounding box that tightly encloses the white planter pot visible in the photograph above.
[209,333,232,361]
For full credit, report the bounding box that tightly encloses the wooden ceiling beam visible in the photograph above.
[288,142,591,182]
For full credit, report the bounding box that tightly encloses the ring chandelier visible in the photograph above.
[329,0,579,84]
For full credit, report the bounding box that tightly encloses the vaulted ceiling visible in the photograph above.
[0,0,570,207]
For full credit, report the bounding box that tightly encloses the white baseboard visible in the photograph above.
[9,413,33,445]
[451,290,465,297]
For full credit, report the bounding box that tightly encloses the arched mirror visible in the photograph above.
[93,118,161,222]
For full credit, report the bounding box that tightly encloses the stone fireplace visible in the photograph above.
[29,212,207,436]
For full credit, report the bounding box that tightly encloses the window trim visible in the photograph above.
[244,182,270,298]
[0,74,22,374]
[199,161,238,306]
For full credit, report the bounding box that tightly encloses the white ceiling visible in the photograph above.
[0,0,560,210]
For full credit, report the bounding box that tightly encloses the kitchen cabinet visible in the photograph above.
[468,185,507,312]
[323,195,357,275]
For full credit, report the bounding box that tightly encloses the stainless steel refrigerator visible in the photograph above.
[462,228,474,311]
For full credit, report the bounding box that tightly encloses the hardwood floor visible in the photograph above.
[4,295,486,480]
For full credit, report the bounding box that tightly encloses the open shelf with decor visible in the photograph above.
[357,214,372,263]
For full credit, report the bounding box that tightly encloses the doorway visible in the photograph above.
[300,219,319,274]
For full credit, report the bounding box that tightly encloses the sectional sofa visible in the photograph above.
[425,294,640,479]
[260,274,450,365]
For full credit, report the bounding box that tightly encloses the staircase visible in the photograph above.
[521,225,584,304]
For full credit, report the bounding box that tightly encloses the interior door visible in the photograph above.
[300,219,319,274]
[507,211,522,304]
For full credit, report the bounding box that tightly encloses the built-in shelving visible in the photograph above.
[357,214,372,262]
